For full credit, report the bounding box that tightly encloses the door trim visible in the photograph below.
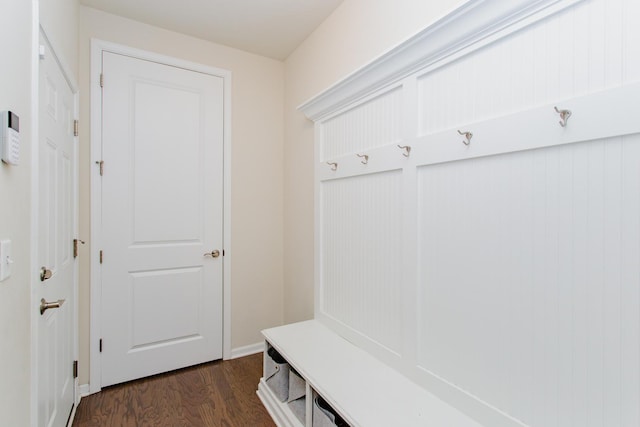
[30,7,38,427]
[30,18,80,427]
[89,39,232,393]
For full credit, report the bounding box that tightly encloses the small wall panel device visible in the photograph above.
[1,111,20,165]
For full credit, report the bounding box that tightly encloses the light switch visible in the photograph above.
[0,239,13,281]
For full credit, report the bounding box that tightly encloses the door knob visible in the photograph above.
[204,250,220,258]
[40,298,65,315]
[40,267,52,282]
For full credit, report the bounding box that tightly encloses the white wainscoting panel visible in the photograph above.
[417,0,640,136]
[320,171,404,355]
[299,0,640,425]
[417,134,640,427]
[321,87,403,161]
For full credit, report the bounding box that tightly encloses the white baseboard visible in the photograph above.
[230,342,263,359]
[67,384,89,427]
[78,383,91,398]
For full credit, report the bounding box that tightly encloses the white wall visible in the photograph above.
[0,0,78,425]
[0,2,35,424]
[77,6,285,384]
[283,0,463,323]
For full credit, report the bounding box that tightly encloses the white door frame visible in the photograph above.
[89,39,232,393]
[30,12,80,427]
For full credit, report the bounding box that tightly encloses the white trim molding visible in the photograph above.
[77,384,91,398]
[230,342,264,359]
[299,0,584,121]
[29,5,40,427]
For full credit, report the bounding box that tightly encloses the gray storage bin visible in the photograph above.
[313,395,349,427]
[264,346,290,402]
[287,369,306,424]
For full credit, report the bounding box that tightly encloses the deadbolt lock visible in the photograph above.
[40,267,52,282]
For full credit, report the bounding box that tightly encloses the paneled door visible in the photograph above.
[100,51,224,386]
[37,31,77,427]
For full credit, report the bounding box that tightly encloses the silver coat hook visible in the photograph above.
[326,162,338,171]
[554,106,571,127]
[457,130,473,146]
[397,145,411,157]
[356,153,369,164]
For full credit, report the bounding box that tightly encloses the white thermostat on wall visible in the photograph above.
[1,111,20,165]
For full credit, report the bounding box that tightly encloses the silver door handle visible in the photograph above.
[40,267,52,282]
[204,250,220,258]
[40,298,65,315]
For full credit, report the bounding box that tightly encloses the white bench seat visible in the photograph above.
[258,320,484,427]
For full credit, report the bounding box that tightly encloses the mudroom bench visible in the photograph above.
[257,320,483,427]
[257,0,640,426]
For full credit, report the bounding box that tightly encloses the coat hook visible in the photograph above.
[326,162,338,171]
[356,153,369,164]
[554,106,571,127]
[397,145,411,157]
[457,130,473,146]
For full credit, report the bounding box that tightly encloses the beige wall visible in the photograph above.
[283,0,463,323]
[77,6,285,384]
[40,0,79,76]
[0,0,78,424]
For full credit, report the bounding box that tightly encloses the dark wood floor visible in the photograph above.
[72,353,275,427]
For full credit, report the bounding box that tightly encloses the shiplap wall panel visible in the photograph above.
[621,134,640,426]
[571,143,589,427]
[321,171,403,354]
[321,88,402,161]
[625,0,640,80]
[603,136,622,427]
[417,0,637,137]
[417,134,640,427]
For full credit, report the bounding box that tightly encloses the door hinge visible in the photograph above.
[99,339,103,352]
[73,239,85,258]
[99,250,103,264]
[96,160,104,176]
[73,120,79,137]
[73,360,78,378]
[99,73,104,88]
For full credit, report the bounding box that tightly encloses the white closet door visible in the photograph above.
[100,51,224,386]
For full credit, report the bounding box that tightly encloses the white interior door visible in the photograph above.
[100,51,224,387]
[37,31,76,427]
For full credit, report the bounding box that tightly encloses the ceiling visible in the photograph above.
[80,0,345,60]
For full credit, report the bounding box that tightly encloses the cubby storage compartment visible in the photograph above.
[287,369,306,424]
[264,344,290,402]
[258,341,305,427]
[312,391,349,427]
